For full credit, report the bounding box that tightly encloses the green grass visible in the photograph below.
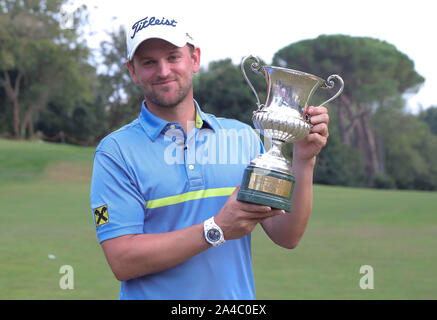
[0,139,119,299]
[0,139,93,186]
[252,186,437,299]
[1,138,436,299]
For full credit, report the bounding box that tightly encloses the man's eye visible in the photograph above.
[168,55,180,62]
[143,60,155,66]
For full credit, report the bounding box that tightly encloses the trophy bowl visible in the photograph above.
[237,55,344,212]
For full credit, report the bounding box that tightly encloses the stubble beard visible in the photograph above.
[143,75,193,109]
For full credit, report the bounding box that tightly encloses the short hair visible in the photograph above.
[187,43,195,55]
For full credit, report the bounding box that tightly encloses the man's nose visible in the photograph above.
[156,60,171,78]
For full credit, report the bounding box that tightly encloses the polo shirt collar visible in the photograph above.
[139,99,216,141]
[193,99,215,131]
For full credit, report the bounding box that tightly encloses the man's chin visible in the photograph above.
[146,96,183,109]
[144,89,191,109]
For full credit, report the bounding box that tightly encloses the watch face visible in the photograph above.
[207,228,221,242]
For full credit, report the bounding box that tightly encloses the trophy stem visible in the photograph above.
[249,138,293,176]
[266,139,284,158]
[237,138,295,212]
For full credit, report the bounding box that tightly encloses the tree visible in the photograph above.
[0,0,93,139]
[419,106,437,135]
[373,102,437,190]
[272,35,424,184]
[97,26,143,133]
[194,58,267,125]
[313,109,366,187]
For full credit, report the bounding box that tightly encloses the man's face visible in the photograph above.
[127,39,200,109]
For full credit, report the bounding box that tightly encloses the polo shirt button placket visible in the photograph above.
[185,131,204,189]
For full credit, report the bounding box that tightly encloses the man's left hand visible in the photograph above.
[293,106,329,162]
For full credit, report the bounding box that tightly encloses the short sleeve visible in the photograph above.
[90,149,145,243]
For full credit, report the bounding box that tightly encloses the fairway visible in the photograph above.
[1,139,436,299]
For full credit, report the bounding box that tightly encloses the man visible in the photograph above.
[90,14,330,300]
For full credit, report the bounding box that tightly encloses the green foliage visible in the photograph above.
[273,35,424,104]
[194,58,267,125]
[272,35,426,187]
[97,26,143,133]
[419,106,437,135]
[313,124,366,187]
[373,104,437,190]
[0,0,99,140]
[373,174,396,189]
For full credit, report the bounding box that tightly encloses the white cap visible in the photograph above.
[125,15,195,61]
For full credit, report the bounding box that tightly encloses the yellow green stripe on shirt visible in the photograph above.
[145,187,236,209]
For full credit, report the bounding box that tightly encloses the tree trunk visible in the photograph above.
[338,95,362,145]
[357,111,379,182]
[337,100,347,143]
[3,71,23,139]
[376,134,386,175]
[20,110,34,139]
[20,90,50,139]
[337,95,380,184]
[12,99,20,139]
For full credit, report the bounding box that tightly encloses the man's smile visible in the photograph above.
[153,79,177,87]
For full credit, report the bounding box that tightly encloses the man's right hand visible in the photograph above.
[214,185,285,240]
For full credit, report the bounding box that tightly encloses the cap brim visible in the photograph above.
[128,39,188,61]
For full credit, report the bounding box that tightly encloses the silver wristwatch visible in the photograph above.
[203,217,226,247]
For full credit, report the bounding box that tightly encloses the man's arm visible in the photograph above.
[260,106,330,249]
[101,187,282,282]
[100,224,209,281]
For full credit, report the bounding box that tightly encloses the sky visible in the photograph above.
[68,0,435,113]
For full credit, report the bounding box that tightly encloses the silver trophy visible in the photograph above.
[237,55,344,211]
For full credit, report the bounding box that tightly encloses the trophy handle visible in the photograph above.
[241,55,264,112]
[318,74,344,107]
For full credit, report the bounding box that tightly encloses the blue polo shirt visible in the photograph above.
[90,100,263,300]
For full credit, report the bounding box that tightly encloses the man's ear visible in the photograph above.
[191,47,201,74]
[126,60,139,84]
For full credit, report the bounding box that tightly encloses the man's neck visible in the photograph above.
[145,97,196,135]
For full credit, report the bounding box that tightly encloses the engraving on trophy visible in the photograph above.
[248,173,292,198]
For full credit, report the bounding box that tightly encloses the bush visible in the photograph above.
[373,174,396,189]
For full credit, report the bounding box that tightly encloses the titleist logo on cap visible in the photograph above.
[131,16,178,39]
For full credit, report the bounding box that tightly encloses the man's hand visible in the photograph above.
[294,106,330,162]
[214,185,285,240]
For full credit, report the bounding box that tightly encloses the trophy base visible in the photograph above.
[237,166,295,212]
